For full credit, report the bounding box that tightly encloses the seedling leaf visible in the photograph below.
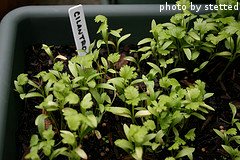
[183,48,192,60]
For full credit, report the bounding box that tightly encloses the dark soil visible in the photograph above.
[16,44,240,160]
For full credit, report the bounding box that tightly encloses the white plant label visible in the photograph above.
[68,5,90,56]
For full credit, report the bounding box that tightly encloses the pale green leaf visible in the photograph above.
[24,92,43,98]
[115,139,134,152]
[161,41,173,50]
[75,147,88,159]
[62,108,81,131]
[30,135,39,147]
[65,92,79,105]
[50,147,68,160]
[213,129,225,139]
[185,128,196,141]
[60,130,76,145]
[147,62,162,76]
[124,56,137,64]
[215,51,232,57]
[117,34,131,48]
[105,107,131,118]
[176,146,195,160]
[138,38,152,45]
[35,114,48,136]
[166,68,185,76]
[68,61,78,78]
[135,110,151,118]
[96,83,116,91]
[183,48,192,60]
[80,93,93,109]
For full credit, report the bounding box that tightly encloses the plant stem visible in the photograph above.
[132,105,136,124]
[217,59,233,81]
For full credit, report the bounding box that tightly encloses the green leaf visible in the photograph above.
[43,128,55,140]
[75,147,88,159]
[222,145,234,155]
[123,124,130,140]
[108,77,125,88]
[168,137,186,150]
[140,51,152,62]
[117,34,131,48]
[175,146,195,160]
[191,112,206,120]
[95,15,107,22]
[35,114,48,136]
[168,26,186,39]
[124,56,137,64]
[138,38,152,45]
[191,51,200,60]
[204,93,214,100]
[226,128,237,135]
[86,114,98,128]
[96,83,116,91]
[50,147,68,160]
[41,140,55,156]
[229,103,237,121]
[108,69,117,74]
[138,46,151,52]
[115,139,134,152]
[124,86,139,100]
[97,39,105,48]
[193,61,209,72]
[14,81,24,94]
[135,146,143,160]
[120,65,137,80]
[108,53,120,63]
[24,92,43,99]
[143,120,156,131]
[42,44,54,60]
[236,122,240,131]
[124,86,140,106]
[17,74,28,85]
[25,146,40,160]
[30,134,39,147]
[185,128,196,141]
[101,57,108,69]
[62,108,81,131]
[161,41,173,50]
[105,107,131,118]
[65,92,79,105]
[166,68,185,76]
[68,61,78,78]
[53,61,64,71]
[215,51,232,57]
[87,80,96,88]
[147,62,162,76]
[110,28,122,37]
[186,102,199,111]
[183,48,192,60]
[213,129,225,139]
[80,93,93,109]
[135,110,151,118]
[189,31,200,41]
[60,130,76,146]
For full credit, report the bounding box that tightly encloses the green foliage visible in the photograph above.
[15,6,218,159]
[115,122,157,160]
[214,103,240,159]
[136,0,240,80]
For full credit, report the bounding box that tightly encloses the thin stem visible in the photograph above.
[132,105,136,124]
[217,59,233,81]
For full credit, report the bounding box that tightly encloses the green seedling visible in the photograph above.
[214,103,240,159]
